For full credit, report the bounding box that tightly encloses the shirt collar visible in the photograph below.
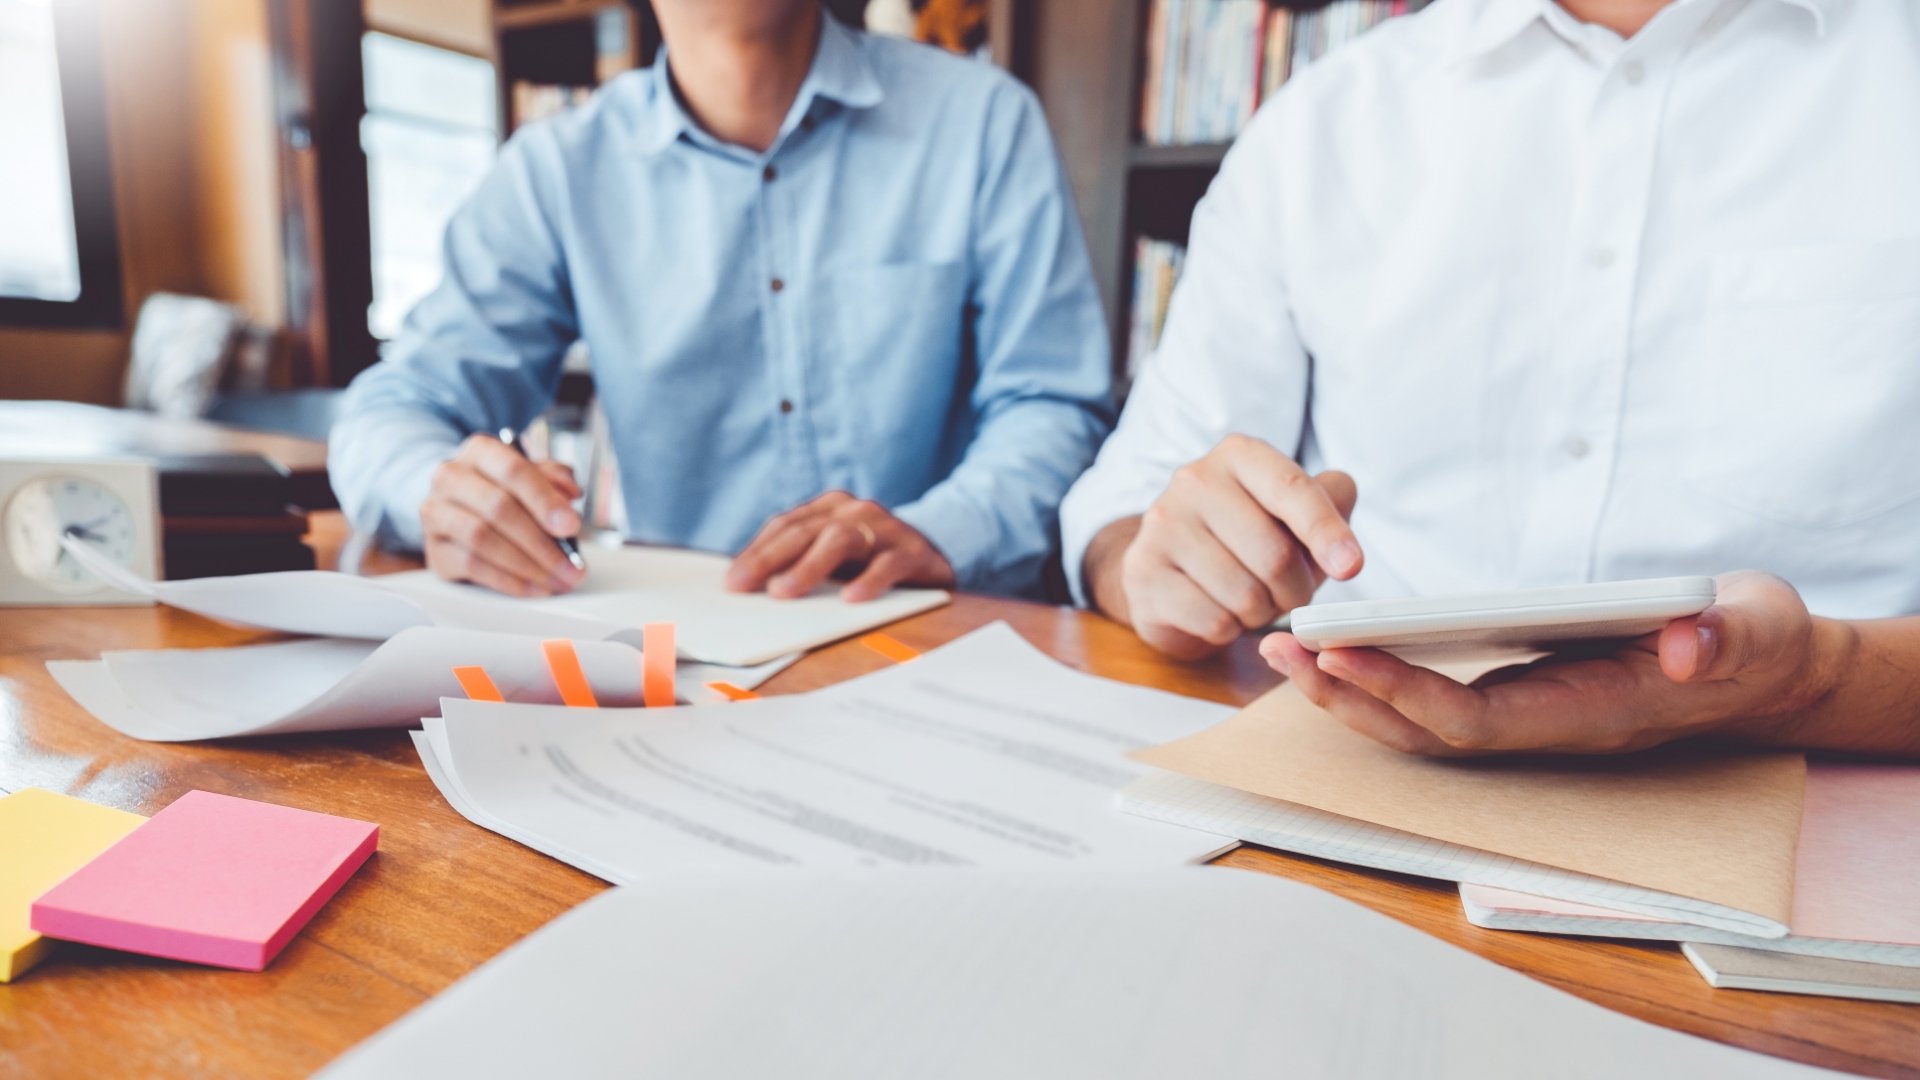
[1449,0,1840,69]
[638,14,884,158]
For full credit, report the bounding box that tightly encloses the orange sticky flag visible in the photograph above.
[541,639,598,708]
[860,633,920,664]
[452,666,504,702]
[705,681,760,702]
[643,622,676,708]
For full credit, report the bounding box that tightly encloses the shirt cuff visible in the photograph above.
[893,486,1009,596]
[1058,468,1165,609]
[331,411,464,553]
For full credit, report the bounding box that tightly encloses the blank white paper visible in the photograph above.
[63,537,948,666]
[316,865,1847,1080]
[46,627,791,742]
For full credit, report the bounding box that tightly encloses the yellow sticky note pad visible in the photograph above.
[1,788,148,981]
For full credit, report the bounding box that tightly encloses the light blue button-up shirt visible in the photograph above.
[330,18,1113,596]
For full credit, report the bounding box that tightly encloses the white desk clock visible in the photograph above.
[1,459,160,606]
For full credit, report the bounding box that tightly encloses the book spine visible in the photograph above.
[1163,0,1188,145]
[1140,0,1168,144]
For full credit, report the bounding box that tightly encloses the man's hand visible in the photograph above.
[1085,435,1363,659]
[422,434,585,597]
[725,491,955,602]
[1262,571,1849,756]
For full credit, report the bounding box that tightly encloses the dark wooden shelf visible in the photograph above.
[496,0,628,32]
[1127,141,1232,170]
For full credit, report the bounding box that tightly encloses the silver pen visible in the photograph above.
[498,426,588,573]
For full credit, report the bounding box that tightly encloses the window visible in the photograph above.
[361,32,498,341]
[0,0,120,327]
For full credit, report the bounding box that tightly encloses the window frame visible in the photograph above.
[0,0,125,330]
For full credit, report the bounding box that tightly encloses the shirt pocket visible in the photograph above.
[1682,238,1920,529]
[818,261,970,484]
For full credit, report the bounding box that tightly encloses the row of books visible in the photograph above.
[1141,0,1430,146]
[1126,237,1187,381]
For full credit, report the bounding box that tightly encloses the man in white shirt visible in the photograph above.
[1061,0,1920,755]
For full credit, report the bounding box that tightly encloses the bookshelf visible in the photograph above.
[489,0,949,134]
[1029,0,1419,380]
[491,0,658,134]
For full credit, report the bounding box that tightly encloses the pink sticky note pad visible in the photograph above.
[30,790,377,971]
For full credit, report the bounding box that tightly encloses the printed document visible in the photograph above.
[415,623,1240,879]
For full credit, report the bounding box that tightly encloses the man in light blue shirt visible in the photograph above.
[330,0,1111,600]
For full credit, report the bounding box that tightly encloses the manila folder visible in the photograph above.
[1130,684,1802,926]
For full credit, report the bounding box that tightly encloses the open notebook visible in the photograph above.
[1460,761,1920,967]
[1119,770,1789,937]
[62,538,947,667]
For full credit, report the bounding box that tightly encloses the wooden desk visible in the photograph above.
[2,520,1914,1078]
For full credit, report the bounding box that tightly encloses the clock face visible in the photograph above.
[4,476,139,593]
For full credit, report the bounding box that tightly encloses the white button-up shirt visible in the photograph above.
[1062,0,1920,618]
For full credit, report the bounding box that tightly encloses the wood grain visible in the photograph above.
[0,515,1913,1078]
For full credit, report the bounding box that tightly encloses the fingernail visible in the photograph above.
[1693,624,1717,677]
[1270,650,1292,678]
[549,509,577,533]
[1328,540,1361,577]
[548,571,576,592]
[769,574,794,594]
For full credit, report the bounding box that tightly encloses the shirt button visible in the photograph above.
[763,165,777,182]
[771,278,784,292]
[1564,437,1591,459]
[779,399,794,414]
[1623,60,1645,85]
[1589,247,1617,269]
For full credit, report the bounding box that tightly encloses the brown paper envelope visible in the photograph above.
[1130,684,1803,925]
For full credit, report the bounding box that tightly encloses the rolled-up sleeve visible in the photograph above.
[1058,105,1313,606]
[891,82,1115,597]
[329,128,579,550]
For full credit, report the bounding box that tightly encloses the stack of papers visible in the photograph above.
[49,540,944,741]
[1459,761,1920,1001]
[64,538,949,667]
[1120,684,1805,936]
[46,628,794,742]
[316,866,1848,1079]
[1120,680,1920,1002]
[414,623,1241,881]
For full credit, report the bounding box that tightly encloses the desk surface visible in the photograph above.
[1,516,1914,1079]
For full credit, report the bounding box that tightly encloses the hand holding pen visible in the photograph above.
[498,427,588,574]
[416,428,590,597]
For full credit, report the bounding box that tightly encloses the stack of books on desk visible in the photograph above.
[158,454,314,579]
[1457,762,1920,1004]
[1118,684,1920,1003]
